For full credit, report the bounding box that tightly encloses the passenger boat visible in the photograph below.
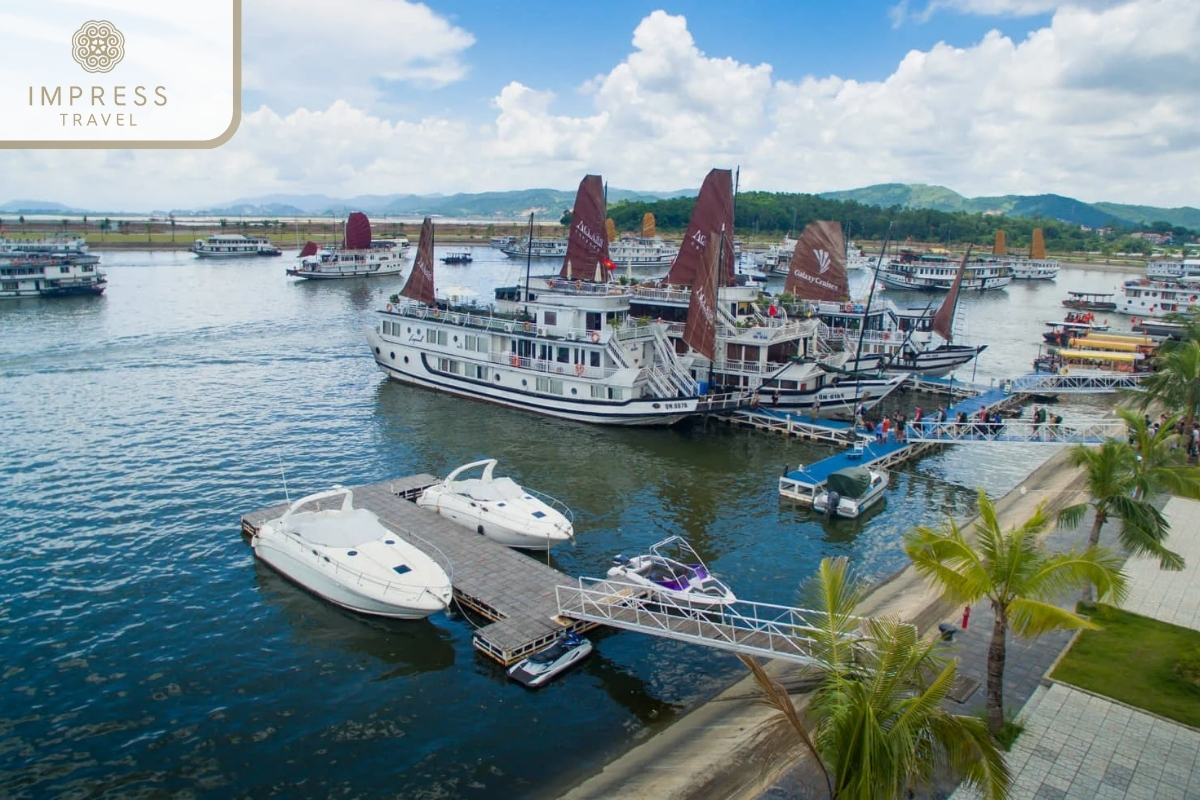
[251,486,453,619]
[367,178,733,426]
[0,238,107,298]
[990,228,1058,280]
[491,235,517,249]
[811,244,985,377]
[440,251,473,264]
[416,459,573,551]
[627,172,908,414]
[1062,291,1117,312]
[192,234,282,257]
[1042,320,1109,345]
[287,213,409,280]
[1146,258,1200,281]
[1116,278,1200,319]
[1032,345,1149,376]
[607,536,736,607]
[607,236,677,267]
[507,631,593,688]
[812,466,889,519]
[500,237,568,259]
[878,250,1012,291]
[1133,319,1185,339]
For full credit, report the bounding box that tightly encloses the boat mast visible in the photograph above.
[523,212,534,309]
[850,224,891,412]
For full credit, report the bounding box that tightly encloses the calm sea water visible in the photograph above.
[0,249,1135,798]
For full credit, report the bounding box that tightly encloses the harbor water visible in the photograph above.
[0,248,1134,797]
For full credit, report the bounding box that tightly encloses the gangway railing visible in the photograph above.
[904,418,1127,444]
[1006,372,1146,394]
[556,578,839,666]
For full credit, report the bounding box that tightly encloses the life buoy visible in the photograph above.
[385,303,393,312]
[432,308,440,317]
[589,331,600,343]
[574,363,585,376]
[510,353,521,367]
[1060,367,1069,376]
[575,280,583,291]
[523,320,532,332]
[844,302,853,312]
[883,331,891,341]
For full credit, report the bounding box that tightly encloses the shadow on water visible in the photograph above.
[781,497,890,546]
[252,562,457,679]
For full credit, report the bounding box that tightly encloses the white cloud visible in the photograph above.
[890,0,1128,25]
[1,2,1197,210]
[243,0,474,112]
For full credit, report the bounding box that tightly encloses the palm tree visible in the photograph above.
[99,218,110,242]
[1131,340,1200,426]
[1122,408,1200,503]
[905,488,1127,736]
[1058,415,1193,571]
[740,557,1010,800]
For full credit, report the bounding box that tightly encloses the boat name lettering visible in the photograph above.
[573,220,604,251]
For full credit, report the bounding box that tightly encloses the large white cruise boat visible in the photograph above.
[287,213,410,280]
[192,234,282,257]
[1116,278,1200,318]
[0,238,107,298]
[607,237,677,267]
[500,237,568,260]
[368,181,741,426]
[1147,258,1200,281]
[879,251,1012,291]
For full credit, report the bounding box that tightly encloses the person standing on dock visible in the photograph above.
[881,416,891,443]
[812,396,820,420]
[1032,406,1042,438]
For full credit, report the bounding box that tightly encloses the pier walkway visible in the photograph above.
[241,475,587,666]
[904,417,1126,444]
[779,439,938,505]
[725,408,859,446]
[556,578,845,666]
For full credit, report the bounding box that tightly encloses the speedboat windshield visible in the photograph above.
[451,477,526,502]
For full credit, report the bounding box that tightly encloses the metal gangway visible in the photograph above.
[904,417,1128,444]
[1007,372,1146,394]
[556,578,835,665]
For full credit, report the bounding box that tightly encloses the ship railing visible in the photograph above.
[522,487,576,526]
[540,277,630,296]
[489,352,622,381]
[904,418,1128,444]
[629,285,692,303]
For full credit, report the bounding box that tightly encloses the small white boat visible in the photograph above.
[507,631,593,688]
[607,536,736,607]
[416,459,574,551]
[252,487,452,619]
[812,467,889,519]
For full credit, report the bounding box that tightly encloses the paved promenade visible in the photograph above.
[953,496,1200,800]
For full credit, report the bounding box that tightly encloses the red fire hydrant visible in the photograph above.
[962,605,971,630]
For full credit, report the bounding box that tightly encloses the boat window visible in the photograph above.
[531,511,546,519]
[543,311,557,326]
[590,351,600,367]
[392,565,412,575]
[591,385,607,399]
[557,347,570,363]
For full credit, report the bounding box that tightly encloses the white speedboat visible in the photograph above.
[812,467,889,519]
[607,536,736,607]
[507,631,593,688]
[252,487,452,619]
[416,459,574,551]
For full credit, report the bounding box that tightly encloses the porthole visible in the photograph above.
[390,352,395,360]
[571,388,577,395]
[347,550,358,556]
[453,336,459,343]
[522,379,527,386]
[495,375,501,382]
[374,347,380,355]
[406,326,411,333]
[653,403,661,409]
[403,356,409,364]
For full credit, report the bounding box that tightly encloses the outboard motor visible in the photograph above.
[612,554,628,567]
[824,491,840,518]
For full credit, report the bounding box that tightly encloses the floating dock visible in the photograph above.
[241,475,592,666]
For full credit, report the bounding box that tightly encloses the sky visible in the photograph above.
[2,0,1197,211]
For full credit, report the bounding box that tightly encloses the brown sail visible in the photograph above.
[993,230,1007,255]
[1031,228,1046,259]
[344,211,371,250]
[784,221,848,302]
[682,231,720,362]
[932,245,972,342]
[560,174,609,279]
[399,217,436,306]
[642,213,656,239]
[298,241,318,258]
[666,169,735,287]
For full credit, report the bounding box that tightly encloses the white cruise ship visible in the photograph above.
[607,237,677,267]
[1146,258,1200,281]
[192,234,282,257]
[287,213,410,280]
[500,237,568,260]
[1117,278,1200,318]
[0,238,106,298]
[879,251,1012,291]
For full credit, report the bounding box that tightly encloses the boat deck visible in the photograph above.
[240,474,589,666]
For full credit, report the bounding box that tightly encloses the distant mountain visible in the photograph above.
[0,199,83,214]
[818,183,1200,230]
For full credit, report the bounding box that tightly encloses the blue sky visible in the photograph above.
[4,0,1198,209]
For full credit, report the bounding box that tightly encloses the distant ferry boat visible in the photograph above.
[1005,258,1060,280]
[607,237,677,267]
[192,234,282,258]
[1146,258,1200,281]
[287,213,410,280]
[0,238,106,298]
[878,251,1012,291]
[500,237,568,260]
[1117,278,1200,318]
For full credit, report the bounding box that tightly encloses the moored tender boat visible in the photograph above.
[507,631,593,688]
[1061,291,1117,312]
[812,466,889,519]
[607,536,736,607]
[252,486,452,619]
[416,459,574,551]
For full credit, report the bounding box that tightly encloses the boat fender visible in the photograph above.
[477,525,485,535]
[386,303,393,312]
[575,363,585,376]
[589,331,600,343]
